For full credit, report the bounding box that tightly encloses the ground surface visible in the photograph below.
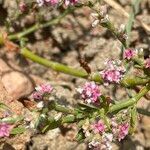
[0,0,150,150]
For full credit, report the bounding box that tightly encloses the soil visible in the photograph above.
[0,0,150,150]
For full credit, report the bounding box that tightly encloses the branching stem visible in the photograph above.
[21,48,149,87]
[8,8,75,40]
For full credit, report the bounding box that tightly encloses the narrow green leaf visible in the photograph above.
[132,0,141,14]
[41,118,60,133]
[76,129,85,142]
[126,0,141,47]
[62,115,75,123]
[0,116,24,124]
[0,102,11,110]
[129,106,137,134]
[137,108,150,116]
[77,102,98,110]
[35,114,48,130]
[11,126,26,135]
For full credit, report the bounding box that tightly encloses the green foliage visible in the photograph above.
[129,106,137,134]
[0,116,24,124]
[126,0,141,46]
[76,129,85,142]
[11,126,26,135]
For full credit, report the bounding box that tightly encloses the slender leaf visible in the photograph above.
[0,116,24,124]
[0,102,11,110]
[11,126,26,135]
[129,106,137,134]
[76,129,85,142]
[126,0,141,47]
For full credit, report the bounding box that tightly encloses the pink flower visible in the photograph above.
[77,82,101,104]
[36,0,59,6]
[37,83,53,94]
[36,0,78,6]
[145,58,150,69]
[32,83,53,100]
[65,0,79,6]
[118,123,129,141]
[32,91,43,100]
[0,123,12,138]
[92,120,105,133]
[45,0,59,5]
[89,133,113,150]
[19,2,27,12]
[101,70,122,84]
[123,49,135,60]
[100,60,125,84]
[88,140,100,149]
[36,0,44,6]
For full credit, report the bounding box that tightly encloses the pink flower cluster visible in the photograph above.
[36,0,59,6]
[32,83,53,100]
[100,60,125,84]
[36,0,79,6]
[111,119,129,141]
[117,123,129,141]
[0,123,12,138]
[123,49,136,60]
[89,121,129,150]
[100,133,113,150]
[92,120,105,134]
[19,2,27,12]
[88,140,100,150]
[77,82,101,104]
[65,0,79,6]
[89,133,113,150]
[145,58,150,69]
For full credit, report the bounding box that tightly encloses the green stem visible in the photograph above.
[109,83,150,113]
[121,75,149,87]
[1,2,128,49]
[0,4,127,48]
[53,102,75,114]
[137,108,150,116]
[45,84,150,128]
[91,7,127,48]
[7,1,99,41]
[21,48,149,87]
[3,3,126,49]
[44,115,76,131]
[46,83,150,127]
[100,21,127,48]
[61,115,76,123]
[53,83,150,116]
[21,47,88,78]
[0,33,4,45]
[8,8,75,41]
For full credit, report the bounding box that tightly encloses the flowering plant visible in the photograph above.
[0,0,150,149]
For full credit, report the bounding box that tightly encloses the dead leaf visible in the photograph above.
[1,32,19,52]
